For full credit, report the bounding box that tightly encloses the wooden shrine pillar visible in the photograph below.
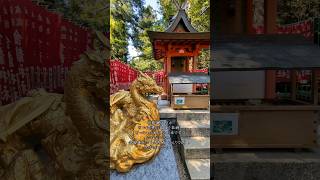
[312,70,319,105]
[185,57,189,72]
[192,56,197,93]
[193,56,198,69]
[166,55,172,98]
[188,57,193,72]
[246,0,255,34]
[265,70,276,99]
[167,56,171,73]
[264,0,277,34]
[291,70,297,101]
[163,57,168,96]
[264,0,278,99]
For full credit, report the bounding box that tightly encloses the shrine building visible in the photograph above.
[211,0,320,149]
[148,9,210,98]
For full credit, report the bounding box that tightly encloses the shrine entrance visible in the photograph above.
[171,57,187,73]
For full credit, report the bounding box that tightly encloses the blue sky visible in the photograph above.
[128,0,161,60]
[145,0,160,11]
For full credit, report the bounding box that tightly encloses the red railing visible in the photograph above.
[146,70,166,87]
[192,69,208,73]
[110,59,139,94]
[254,19,314,39]
[110,60,168,94]
[0,0,92,105]
[110,60,210,94]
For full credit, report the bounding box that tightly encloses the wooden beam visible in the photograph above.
[167,51,195,57]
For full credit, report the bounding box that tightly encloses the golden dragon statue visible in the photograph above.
[0,31,109,180]
[0,29,164,179]
[110,72,164,172]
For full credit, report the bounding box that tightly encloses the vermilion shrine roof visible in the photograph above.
[148,9,210,60]
[147,31,210,42]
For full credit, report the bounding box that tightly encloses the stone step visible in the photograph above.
[177,112,209,121]
[181,136,210,159]
[178,119,210,137]
[186,159,210,180]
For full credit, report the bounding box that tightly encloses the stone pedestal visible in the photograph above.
[110,120,180,180]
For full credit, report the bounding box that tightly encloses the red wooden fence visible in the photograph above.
[110,60,167,94]
[254,19,314,39]
[110,59,138,94]
[109,59,209,94]
[0,0,92,105]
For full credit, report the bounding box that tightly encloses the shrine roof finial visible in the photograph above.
[165,2,197,33]
[173,0,188,10]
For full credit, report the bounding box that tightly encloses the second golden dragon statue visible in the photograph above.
[0,29,165,179]
[0,31,109,180]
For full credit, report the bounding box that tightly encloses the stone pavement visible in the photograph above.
[212,148,320,180]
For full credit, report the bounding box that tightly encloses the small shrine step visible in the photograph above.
[181,136,210,159]
[178,119,210,137]
[185,159,210,180]
[177,112,210,121]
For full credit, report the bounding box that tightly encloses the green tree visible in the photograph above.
[158,0,209,31]
[110,16,129,61]
[158,0,177,26]
[278,0,320,24]
[110,0,149,62]
[130,6,163,72]
[187,0,210,32]
[187,0,210,70]
[110,0,133,62]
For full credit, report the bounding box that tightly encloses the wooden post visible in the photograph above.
[265,70,276,99]
[291,70,297,101]
[246,0,255,34]
[167,56,171,99]
[312,70,318,105]
[192,56,197,93]
[193,56,198,69]
[167,55,171,73]
[188,57,193,72]
[264,0,278,34]
[185,57,189,72]
[170,84,173,107]
[186,57,189,72]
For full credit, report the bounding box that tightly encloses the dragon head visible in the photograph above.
[72,31,110,101]
[132,72,163,95]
